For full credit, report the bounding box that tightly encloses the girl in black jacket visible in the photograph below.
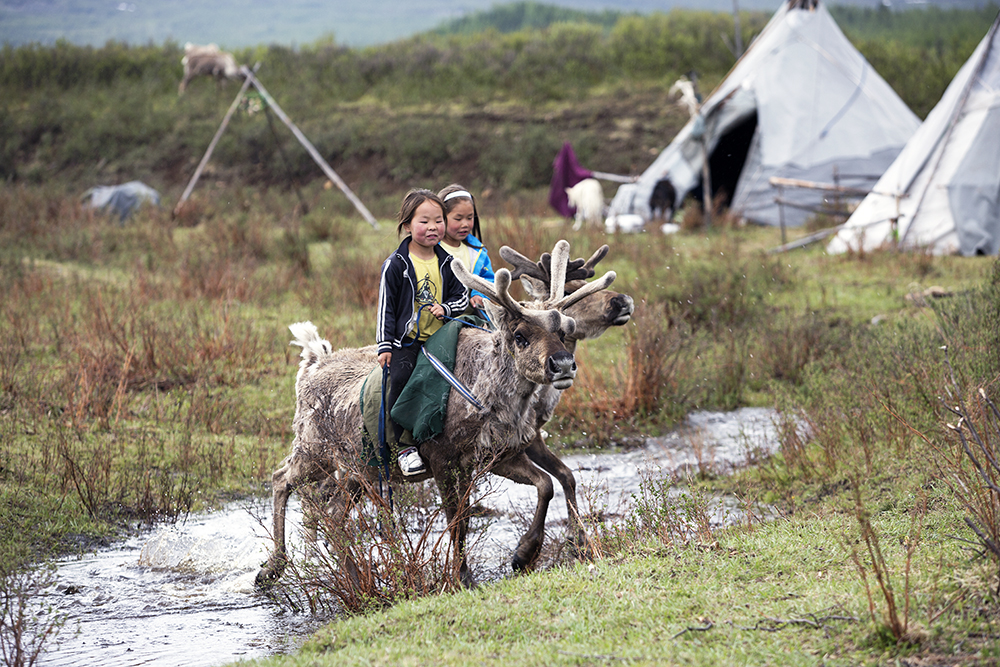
[376,189,469,475]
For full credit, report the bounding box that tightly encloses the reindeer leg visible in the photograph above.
[490,451,554,572]
[524,432,593,560]
[426,446,476,588]
[255,459,294,590]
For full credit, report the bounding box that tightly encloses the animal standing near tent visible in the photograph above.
[566,178,604,230]
[828,11,1000,256]
[255,246,617,590]
[606,0,921,228]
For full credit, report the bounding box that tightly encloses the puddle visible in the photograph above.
[36,407,788,667]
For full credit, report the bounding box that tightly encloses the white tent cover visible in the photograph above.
[608,0,920,228]
[828,13,1000,256]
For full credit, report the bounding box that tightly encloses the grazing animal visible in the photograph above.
[255,247,617,590]
[566,178,605,231]
[649,178,677,222]
[179,43,241,94]
[500,243,634,551]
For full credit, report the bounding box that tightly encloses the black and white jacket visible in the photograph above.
[376,237,469,356]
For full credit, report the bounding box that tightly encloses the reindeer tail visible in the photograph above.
[288,321,332,362]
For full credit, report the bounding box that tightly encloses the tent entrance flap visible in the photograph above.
[689,111,758,210]
[709,112,758,208]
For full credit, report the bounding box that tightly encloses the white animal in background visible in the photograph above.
[179,43,241,94]
[670,76,700,117]
[566,178,604,231]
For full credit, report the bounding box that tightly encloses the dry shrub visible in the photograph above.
[271,471,481,614]
[621,301,688,418]
[557,300,691,440]
[936,385,1000,578]
[757,309,834,385]
[333,252,383,309]
[589,466,715,557]
[0,562,65,667]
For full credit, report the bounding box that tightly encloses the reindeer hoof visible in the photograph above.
[254,561,285,591]
[511,554,529,572]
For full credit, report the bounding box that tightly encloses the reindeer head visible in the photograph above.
[501,240,635,345]
[452,260,584,390]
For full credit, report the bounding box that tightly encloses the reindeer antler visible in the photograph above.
[500,241,615,308]
[500,246,592,284]
[451,260,526,316]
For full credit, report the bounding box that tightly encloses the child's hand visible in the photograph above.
[378,351,391,368]
[470,295,485,309]
[430,304,446,319]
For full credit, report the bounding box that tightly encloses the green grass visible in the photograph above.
[2,181,999,666]
[236,504,998,666]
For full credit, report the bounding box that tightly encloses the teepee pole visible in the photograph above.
[174,65,256,217]
[242,66,379,229]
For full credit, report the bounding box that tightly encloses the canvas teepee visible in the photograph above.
[827,11,1000,256]
[607,0,920,228]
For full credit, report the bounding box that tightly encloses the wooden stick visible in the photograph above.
[768,176,901,198]
[173,66,256,216]
[590,171,637,184]
[767,224,845,254]
[242,66,379,229]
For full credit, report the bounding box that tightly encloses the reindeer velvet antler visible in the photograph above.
[499,241,616,308]
[500,247,592,284]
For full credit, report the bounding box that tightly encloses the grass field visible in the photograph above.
[1,179,998,664]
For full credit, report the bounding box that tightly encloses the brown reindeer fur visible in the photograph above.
[255,247,616,590]
[501,243,634,553]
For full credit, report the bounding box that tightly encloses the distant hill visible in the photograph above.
[1,0,994,48]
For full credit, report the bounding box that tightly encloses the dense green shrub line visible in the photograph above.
[0,6,992,189]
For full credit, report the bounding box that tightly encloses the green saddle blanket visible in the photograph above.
[360,315,486,467]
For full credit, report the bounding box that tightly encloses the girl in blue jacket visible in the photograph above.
[437,184,495,313]
[377,188,469,476]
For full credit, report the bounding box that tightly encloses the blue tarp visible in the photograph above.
[84,181,160,222]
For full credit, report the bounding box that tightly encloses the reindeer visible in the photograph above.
[499,243,634,552]
[178,43,242,95]
[255,247,616,590]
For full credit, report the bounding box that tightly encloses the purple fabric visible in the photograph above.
[548,142,593,218]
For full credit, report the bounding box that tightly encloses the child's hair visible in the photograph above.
[438,183,482,242]
[397,188,446,236]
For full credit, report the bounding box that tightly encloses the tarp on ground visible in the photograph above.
[84,181,161,222]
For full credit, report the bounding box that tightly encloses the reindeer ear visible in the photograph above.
[520,275,547,300]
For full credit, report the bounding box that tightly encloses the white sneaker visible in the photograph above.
[397,447,427,476]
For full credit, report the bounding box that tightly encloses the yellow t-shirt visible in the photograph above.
[409,252,444,341]
[440,241,472,274]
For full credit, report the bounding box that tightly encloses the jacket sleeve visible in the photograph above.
[471,246,496,301]
[440,257,469,318]
[376,257,398,355]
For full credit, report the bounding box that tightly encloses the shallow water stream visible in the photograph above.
[38,407,785,667]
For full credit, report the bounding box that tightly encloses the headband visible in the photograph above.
[443,190,472,202]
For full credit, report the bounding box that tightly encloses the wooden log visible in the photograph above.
[768,176,873,196]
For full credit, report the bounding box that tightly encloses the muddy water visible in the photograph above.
[39,407,785,667]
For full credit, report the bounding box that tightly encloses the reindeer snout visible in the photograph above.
[547,350,577,389]
[609,294,635,325]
